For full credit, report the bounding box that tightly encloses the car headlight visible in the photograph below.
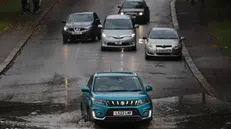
[64,26,68,31]
[138,12,143,15]
[91,98,107,105]
[85,25,92,29]
[124,34,135,38]
[102,33,107,38]
[146,43,152,48]
[120,12,124,15]
[173,44,182,49]
[137,98,151,106]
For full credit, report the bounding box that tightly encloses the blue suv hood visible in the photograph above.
[93,92,148,100]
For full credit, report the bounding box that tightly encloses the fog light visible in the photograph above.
[143,111,148,117]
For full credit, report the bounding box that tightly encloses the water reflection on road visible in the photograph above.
[1,93,231,129]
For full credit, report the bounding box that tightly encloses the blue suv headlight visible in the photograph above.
[137,98,151,106]
[92,98,107,105]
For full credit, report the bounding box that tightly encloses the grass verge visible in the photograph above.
[209,21,231,57]
[0,0,21,32]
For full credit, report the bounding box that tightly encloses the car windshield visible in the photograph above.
[94,76,143,92]
[104,19,133,29]
[149,29,179,39]
[67,14,93,22]
[123,1,146,8]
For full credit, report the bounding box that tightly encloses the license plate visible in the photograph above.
[113,111,133,116]
[72,31,82,35]
[115,41,122,44]
[157,49,172,53]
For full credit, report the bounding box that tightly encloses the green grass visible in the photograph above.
[0,0,21,32]
[209,21,231,56]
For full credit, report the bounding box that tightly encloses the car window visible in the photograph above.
[104,19,133,29]
[149,29,179,39]
[67,14,93,22]
[122,1,146,8]
[93,76,143,92]
[87,75,93,90]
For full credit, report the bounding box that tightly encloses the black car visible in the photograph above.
[118,0,150,24]
[62,12,102,43]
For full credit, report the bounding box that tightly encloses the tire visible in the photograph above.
[80,103,87,121]
[143,117,152,125]
[97,34,102,40]
[87,108,94,122]
[176,55,182,60]
[63,36,68,44]
[131,45,137,51]
[91,34,97,42]
[101,46,106,51]
[145,53,150,60]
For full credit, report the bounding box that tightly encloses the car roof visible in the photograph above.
[70,12,94,15]
[106,14,131,19]
[94,72,137,77]
[151,27,176,31]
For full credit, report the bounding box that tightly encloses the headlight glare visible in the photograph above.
[64,26,68,31]
[102,33,106,37]
[138,12,143,15]
[120,12,124,15]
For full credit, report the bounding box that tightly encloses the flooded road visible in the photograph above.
[0,0,231,128]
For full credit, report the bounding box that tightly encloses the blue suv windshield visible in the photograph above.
[93,76,143,92]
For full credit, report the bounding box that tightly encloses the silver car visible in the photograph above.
[100,14,139,51]
[143,27,185,60]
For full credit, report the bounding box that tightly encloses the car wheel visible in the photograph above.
[91,34,97,42]
[143,117,152,125]
[86,108,94,122]
[176,55,182,60]
[97,34,102,40]
[63,36,68,44]
[145,53,150,60]
[101,46,106,51]
[80,103,87,121]
[131,45,137,51]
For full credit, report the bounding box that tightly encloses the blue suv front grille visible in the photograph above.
[106,100,138,106]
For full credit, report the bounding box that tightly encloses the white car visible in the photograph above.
[143,27,185,60]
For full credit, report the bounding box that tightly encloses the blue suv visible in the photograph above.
[80,72,153,123]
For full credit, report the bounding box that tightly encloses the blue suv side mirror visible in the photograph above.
[145,85,153,92]
[81,86,90,93]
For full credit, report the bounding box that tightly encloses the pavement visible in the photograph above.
[175,0,231,101]
[0,0,57,74]
[0,0,231,128]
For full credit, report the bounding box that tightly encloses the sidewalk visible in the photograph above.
[0,0,57,74]
[176,0,231,100]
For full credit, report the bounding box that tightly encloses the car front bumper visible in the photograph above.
[62,29,93,40]
[145,46,182,57]
[90,102,152,122]
[101,36,136,48]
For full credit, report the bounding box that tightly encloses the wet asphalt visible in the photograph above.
[0,0,231,128]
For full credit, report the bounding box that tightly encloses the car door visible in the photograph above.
[83,75,93,109]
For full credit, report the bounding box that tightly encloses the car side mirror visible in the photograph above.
[81,86,90,93]
[117,5,121,8]
[180,37,185,40]
[145,85,153,92]
[143,37,147,40]
[98,24,103,28]
[135,24,139,28]
[62,21,66,24]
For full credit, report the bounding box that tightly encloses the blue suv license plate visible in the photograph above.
[113,111,133,116]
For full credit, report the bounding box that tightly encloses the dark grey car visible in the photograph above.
[62,12,102,44]
[118,0,150,24]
